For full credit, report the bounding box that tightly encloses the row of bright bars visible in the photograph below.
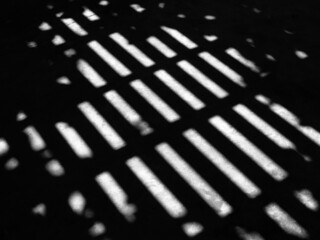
[43,9,261,89]
[58,92,320,161]
[24,5,317,238]
[0,114,319,239]
[53,94,318,238]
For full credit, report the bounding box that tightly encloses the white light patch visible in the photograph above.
[110,33,155,67]
[256,95,320,147]
[266,54,276,61]
[204,15,216,20]
[199,52,246,87]
[147,36,177,58]
[99,0,109,6]
[158,2,165,8]
[78,103,126,150]
[154,70,205,110]
[45,160,65,177]
[0,138,9,156]
[32,203,47,216]
[69,191,86,215]
[89,222,106,237]
[83,7,100,21]
[57,76,71,85]
[209,116,288,181]
[235,226,265,240]
[23,126,46,151]
[127,157,187,218]
[39,22,52,31]
[130,80,180,122]
[156,143,232,216]
[130,4,146,12]
[295,50,308,59]
[233,104,296,150]
[56,12,64,18]
[177,60,228,98]
[88,41,131,77]
[77,59,107,87]
[183,130,260,198]
[64,49,77,57]
[96,172,137,222]
[295,189,319,211]
[61,18,88,36]
[226,48,260,73]
[52,35,65,45]
[104,90,153,135]
[161,26,197,49]
[204,35,218,42]
[17,111,27,121]
[27,41,37,48]
[265,203,308,239]
[56,122,93,158]
[4,158,19,170]
[177,14,186,18]
[182,222,204,237]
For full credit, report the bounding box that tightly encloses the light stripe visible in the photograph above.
[77,59,107,88]
[88,41,131,77]
[265,203,308,238]
[61,18,88,36]
[177,60,228,98]
[154,70,205,110]
[183,130,261,198]
[96,172,137,222]
[56,122,93,158]
[78,102,125,149]
[199,52,246,87]
[104,90,153,135]
[209,116,288,181]
[130,4,145,12]
[130,80,180,122]
[226,48,260,73]
[256,95,320,147]
[233,104,295,149]
[23,126,46,151]
[110,33,155,67]
[161,26,197,49]
[0,138,9,156]
[147,36,177,58]
[156,143,232,216]
[83,7,100,21]
[126,156,187,218]
[77,59,107,87]
[294,189,319,211]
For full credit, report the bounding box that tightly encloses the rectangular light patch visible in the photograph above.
[88,41,131,77]
[78,102,125,149]
[130,80,180,122]
[126,156,187,218]
[154,70,205,110]
[199,52,245,87]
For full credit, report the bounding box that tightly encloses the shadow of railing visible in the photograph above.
[1,1,320,240]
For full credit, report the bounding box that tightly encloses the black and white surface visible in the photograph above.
[1,0,320,239]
